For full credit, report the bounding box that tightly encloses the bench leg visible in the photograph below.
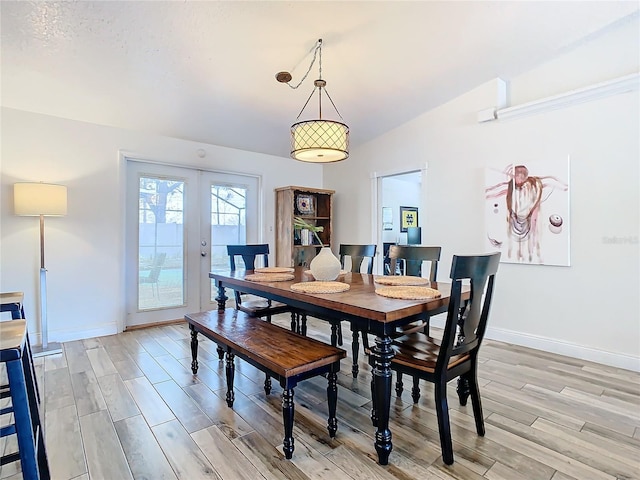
[290,312,297,332]
[264,374,272,395]
[327,364,338,438]
[189,326,199,374]
[282,388,295,459]
[217,345,225,360]
[225,352,235,407]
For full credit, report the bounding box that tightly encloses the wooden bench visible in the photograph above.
[185,309,346,459]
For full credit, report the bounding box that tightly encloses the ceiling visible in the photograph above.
[1,1,637,159]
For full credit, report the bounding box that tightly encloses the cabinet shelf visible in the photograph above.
[275,186,335,268]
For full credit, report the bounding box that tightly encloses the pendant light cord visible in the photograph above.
[285,39,322,90]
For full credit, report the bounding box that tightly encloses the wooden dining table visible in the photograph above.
[209,267,468,465]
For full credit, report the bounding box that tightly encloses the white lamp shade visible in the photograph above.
[14,182,68,216]
[291,120,349,163]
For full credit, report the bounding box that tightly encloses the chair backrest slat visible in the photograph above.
[339,244,377,274]
[438,252,501,369]
[227,244,270,271]
[388,245,441,280]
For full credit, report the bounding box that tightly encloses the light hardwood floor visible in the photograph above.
[1,314,639,480]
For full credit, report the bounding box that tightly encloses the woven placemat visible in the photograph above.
[254,267,294,274]
[374,275,430,286]
[375,286,441,300]
[290,281,350,294]
[245,273,294,282]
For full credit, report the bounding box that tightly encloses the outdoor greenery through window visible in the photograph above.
[137,176,249,310]
[138,177,185,310]
[210,185,248,299]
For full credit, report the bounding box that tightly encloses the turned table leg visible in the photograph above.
[371,334,394,465]
[189,324,199,374]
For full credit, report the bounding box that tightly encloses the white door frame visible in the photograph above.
[370,163,428,273]
[117,151,264,333]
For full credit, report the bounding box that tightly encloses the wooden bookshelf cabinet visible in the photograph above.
[275,186,335,267]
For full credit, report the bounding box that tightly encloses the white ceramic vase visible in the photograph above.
[309,247,341,281]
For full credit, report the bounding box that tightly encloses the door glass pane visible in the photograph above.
[138,176,185,310]
[210,184,247,299]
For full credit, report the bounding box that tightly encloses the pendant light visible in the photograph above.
[277,39,349,163]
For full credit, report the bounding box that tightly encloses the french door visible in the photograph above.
[125,160,259,328]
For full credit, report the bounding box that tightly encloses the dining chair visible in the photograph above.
[363,245,442,382]
[389,245,441,334]
[226,245,298,388]
[339,244,377,377]
[226,244,293,323]
[294,244,377,352]
[388,244,440,279]
[386,252,500,465]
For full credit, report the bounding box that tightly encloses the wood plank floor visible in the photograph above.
[1,314,639,480]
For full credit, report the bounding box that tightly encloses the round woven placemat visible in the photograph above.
[373,275,430,286]
[254,267,294,274]
[290,281,350,294]
[245,273,294,282]
[375,286,441,300]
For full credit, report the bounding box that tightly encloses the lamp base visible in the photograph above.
[31,341,63,357]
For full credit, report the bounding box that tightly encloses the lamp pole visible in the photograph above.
[39,213,50,349]
[14,182,66,357]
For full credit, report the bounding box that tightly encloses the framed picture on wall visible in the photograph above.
[400,206,418,232]
[382,207,393,230]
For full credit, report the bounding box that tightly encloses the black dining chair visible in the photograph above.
[226,244,293,323]
[363,245,442,382]
[294,244,377,352]
[388,245,441,333]
[386,252,501,465]
[388,244,440,279]
[338,244,377,377]
[226,244,298,392]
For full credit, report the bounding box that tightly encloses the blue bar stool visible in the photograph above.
[0,292,40,404]
[0,292,26,320]
[0,320,50,479]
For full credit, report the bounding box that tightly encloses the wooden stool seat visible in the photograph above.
[0,292,25,320]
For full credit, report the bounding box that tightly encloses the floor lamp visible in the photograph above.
[14,182,68,356]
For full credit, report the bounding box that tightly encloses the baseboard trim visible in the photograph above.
[485,326,639,372]
[429,318,639,372]
[124,318,184,331]
[43,324,118,345]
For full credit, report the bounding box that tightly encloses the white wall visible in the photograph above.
[0,109,322,342]
[325,18,640,370]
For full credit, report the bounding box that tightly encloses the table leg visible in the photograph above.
[189,325,199,374]
[371,333,393,465]
[225,351,235,407]
[215,284,229,360]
